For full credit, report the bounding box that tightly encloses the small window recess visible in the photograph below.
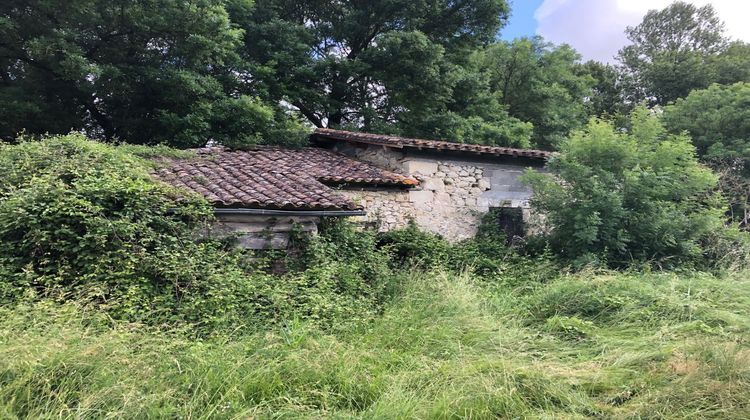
[487,207,525,243]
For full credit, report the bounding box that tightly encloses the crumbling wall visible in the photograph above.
[337,144,540,241]
[339,189,414,232]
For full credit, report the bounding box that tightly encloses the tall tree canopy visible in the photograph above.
[579,60,625,119]
[617,1,749,106]
[663,82,750,229]
[478,37,594,149]
[664,82,750,167]
[0,0,304,147]
[232,0,534,146]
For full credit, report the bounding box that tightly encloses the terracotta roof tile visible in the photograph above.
[153,147,417,211]
[313,128,553,159]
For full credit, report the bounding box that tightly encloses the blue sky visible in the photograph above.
[496,0,750,63]
[500,0,544,40]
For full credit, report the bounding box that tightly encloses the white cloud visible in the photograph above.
[534,0,750,63]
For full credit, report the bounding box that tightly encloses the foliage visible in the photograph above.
[0,134,215,309]
[522,107,725,267]
[375,216,507,274]
[2,268,750,418]
[376,220,451,268]
[448,209,520,276]
[392,54,533,147]
[617,1,750,106]
[479,37,595,149]
[579,60,627,120]
[233,0,536,147]
[0,0,306,147]
[663,82,750,229]
[374,215,559,280]
[144,217,399,333]
[283,218,400,319]
[713,41,750,86]
[664,82,750,169]
[0,135,396,333]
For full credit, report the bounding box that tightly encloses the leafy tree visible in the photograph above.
[663,82,750,229]
[396,57,533,147]
[479,37,594,149]
[579,60,625,119]
[664,83,750,166]
[713,41,750,86]
[0,0,304,147]
[232,0,532,146]
[617,1,748,106]
[523,107,724,267]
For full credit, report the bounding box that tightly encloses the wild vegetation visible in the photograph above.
[2,255,749,418]
[2,0,750,418]
[0,134,748,419]
[522,107,740,268]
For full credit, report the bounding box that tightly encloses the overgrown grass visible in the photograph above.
[2,268,749,418]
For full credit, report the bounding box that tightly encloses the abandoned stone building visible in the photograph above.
[153,128,551,248]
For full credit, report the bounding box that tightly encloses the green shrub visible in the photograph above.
[449,210,519,276]
[0,135,394,333]
[376,220,451,268]
[375,217,561,282]
[522,107,727,268]
[0,134,213,307]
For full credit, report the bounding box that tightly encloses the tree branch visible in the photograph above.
[292,100,323,127]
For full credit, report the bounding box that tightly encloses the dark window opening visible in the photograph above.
[487,207,525,243]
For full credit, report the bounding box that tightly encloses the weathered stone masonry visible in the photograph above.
[333,143,543,241]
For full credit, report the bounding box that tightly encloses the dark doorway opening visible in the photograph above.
[487,207,525,243]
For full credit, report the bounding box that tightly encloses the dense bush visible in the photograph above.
[0,134,213,309]
[522,107,728,268]
[449,210,519,276]
[663,82,750,229]
[375,216,560,281]
[376,220,452,268]
[0,135,396,333]
[375,217,509,274]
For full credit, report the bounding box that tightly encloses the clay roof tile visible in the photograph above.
[313,128,553,159]
[153,146,417,211]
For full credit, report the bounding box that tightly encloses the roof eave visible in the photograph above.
[212,208,367,217]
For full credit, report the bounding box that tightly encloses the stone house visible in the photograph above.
[153,129,550,248]
[312,128,550,240]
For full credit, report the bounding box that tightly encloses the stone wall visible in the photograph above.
[406,160,491,240]
[210,214,319,249]
[339,189,414,232]
[336,143,544,241]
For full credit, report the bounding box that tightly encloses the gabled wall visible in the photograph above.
[334,143,545,240]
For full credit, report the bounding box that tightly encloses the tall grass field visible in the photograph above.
[2,268,749,419]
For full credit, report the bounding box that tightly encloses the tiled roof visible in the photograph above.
[313,128,552,159]
[153,147,417,211]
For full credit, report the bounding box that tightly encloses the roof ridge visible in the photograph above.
[313,127,553,159]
